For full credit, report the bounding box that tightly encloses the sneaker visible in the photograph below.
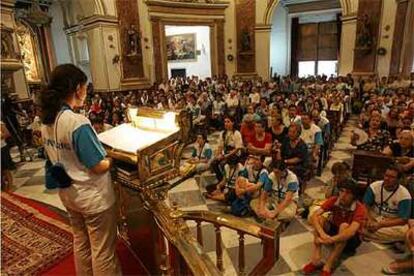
[392,242,406,254]
[381,263,404,275]
[302,262,323,274]
[320,270,332,276]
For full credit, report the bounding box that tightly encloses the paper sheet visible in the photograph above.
[98,123,178,154]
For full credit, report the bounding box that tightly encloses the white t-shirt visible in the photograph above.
[220,130,243,152]
[268,170,299,202]
[226,96,239,108]
[250,92,261,105]
[300,123,323,150]
[41,109,115,214]
[212,100,225,115]
[364,180,412,219]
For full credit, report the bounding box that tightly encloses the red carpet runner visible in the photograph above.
[1,192,73,275]
[1,193,148,275]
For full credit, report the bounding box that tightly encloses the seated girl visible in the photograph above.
[188,133,213,173]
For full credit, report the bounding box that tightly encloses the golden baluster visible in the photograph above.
[196,221,203,246]
[215,224,223,271]
[238,231,245,276]
[159,241,169,276]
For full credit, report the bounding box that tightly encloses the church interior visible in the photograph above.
[1,0,414,275]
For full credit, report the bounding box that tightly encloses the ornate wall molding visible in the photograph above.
[264,0,279,25]
[341,14,358,23]
[64,15,118,35]
[254,24,272,32]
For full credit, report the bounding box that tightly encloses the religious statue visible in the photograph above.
[356,14,373,50]
[241,29,251,51]
[126,24,140,56]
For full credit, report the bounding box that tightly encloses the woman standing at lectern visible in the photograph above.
[40,64,121,275]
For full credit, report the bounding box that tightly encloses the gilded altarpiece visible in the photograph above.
[116,0,145,83]
[15,22,41,83]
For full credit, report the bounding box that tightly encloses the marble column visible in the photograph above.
[338,14,357,75]
[255,24,271,80]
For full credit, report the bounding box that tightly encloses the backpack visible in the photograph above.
[230,196,251,217]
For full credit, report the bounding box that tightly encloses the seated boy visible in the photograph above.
[251,160,299,222]
[303,179,367,276]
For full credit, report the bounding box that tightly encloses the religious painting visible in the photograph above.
[166,33,197,62]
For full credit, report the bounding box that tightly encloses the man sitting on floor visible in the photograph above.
[363,165,411,243]
[303,179,367,276]
[250,160,299,222]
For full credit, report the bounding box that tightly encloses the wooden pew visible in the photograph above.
[352,151,394,197]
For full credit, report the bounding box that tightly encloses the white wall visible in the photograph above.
[165,25,211,79]
[270,4,289,76]
[49,2,72,65]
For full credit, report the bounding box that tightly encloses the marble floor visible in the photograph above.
[6,116,411,275]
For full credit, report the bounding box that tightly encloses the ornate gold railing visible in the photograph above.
[116,179,281,276]
[177,210,280,276]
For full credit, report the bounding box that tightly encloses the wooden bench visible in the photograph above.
[352,150,394,198]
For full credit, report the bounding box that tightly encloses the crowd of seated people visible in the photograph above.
[1,73,413,274]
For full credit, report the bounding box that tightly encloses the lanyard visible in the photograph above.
[225,166,238,188]
[379,184,399,216]
[275,173,287,200]
[277,176,282,200]
[197,143,205,159]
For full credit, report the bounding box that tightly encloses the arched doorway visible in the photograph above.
[261,0,359,77]
[147,0,228,83]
